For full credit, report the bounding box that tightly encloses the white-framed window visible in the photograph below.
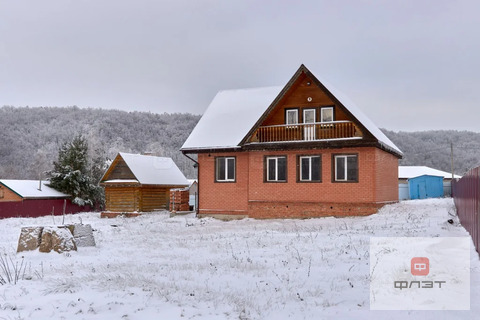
[334,154,358,182]
[266,156,287,182]
[216,157,235,182]
[299,155,321,182]
[286,109,298,125]
[321,107,334,122]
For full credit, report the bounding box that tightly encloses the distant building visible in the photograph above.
[0,179,90,218]
[188,179,198,210]
[398,166,462,200]
[100,153,189,213]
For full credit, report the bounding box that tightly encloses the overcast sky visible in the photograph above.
[1,0,479,132]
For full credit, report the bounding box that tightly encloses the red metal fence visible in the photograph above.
[0,199,93,219]
[453,166,480,253]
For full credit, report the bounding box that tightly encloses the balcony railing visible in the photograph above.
[249,121,361,143]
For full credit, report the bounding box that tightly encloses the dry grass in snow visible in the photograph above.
[0,198,479,319]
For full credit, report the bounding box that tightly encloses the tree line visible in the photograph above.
[1,106,479,183]
[0,106,200,180]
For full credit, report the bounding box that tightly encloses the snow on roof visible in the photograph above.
[181,66,402,156]
[315,74,402,155]
[0,180,69,199]
[102,179,139,184]
[399,166,462,179]
[114,153,189,186]
[187,179,197,186]
[182,86,281,150]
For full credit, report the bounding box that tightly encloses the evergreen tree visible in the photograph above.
[47,135,104,207]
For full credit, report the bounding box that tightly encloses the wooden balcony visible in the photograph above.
[249,121,361,143]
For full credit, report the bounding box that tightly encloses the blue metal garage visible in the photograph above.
[408,175,444,200]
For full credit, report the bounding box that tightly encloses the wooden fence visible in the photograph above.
[453,166,480,253]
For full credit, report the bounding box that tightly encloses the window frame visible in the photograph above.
[264,155,288,183]
[297,155,322,183]
[285,108,299,127]
[332,154,358,183]
[320,106,334,123]
[214,156,236,183]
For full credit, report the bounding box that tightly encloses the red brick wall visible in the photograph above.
[247,147,377,204]
[374,148,399,202]
[198,153,249,215]
[197,147,399,218]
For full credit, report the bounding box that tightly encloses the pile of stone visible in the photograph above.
[17,224,96,253]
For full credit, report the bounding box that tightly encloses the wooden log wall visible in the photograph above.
[104,186,170,212]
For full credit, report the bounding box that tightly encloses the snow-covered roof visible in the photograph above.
[315,75,402,155]
[102,153,189,186]
[0,180,69,199]
[102,179,139,184]
[399,166,462,180]
[182,86,281,150]
[187,179,197,186]
[181,65,402,156]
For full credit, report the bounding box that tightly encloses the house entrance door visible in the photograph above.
[303,109,316,141]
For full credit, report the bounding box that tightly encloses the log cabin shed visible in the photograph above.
[0,179,89,218]
[100,153,189,212]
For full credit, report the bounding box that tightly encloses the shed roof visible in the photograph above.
[101,153,189,186]
[399,166,462,180]
[181,64,402,156]
[0,180,69,199]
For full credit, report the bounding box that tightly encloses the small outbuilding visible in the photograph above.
[0,180,90,219]
[408,175,444,200]
[398,166,462,200]
[100,153,189,213]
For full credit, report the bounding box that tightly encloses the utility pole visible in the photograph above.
[450,142,454,180]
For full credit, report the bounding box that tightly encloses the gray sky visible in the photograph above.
[1,0,479,132]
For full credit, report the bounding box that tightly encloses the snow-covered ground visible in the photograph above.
[0,198,478,319]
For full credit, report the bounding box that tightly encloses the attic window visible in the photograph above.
[321,107,334,122]
[285,109,298,125]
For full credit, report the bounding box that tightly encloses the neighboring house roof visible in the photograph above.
[101,153,189,186]
[181,64,402,157]
[398,166,462,180]
[0,180,69,199]
[187,179,198,187]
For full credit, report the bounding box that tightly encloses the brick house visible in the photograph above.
[181,65,403,219]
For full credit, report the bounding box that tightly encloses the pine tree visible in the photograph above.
[47,135,103,207]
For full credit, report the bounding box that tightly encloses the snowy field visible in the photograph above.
[0,198,479,319]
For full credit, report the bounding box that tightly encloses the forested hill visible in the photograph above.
[382,129,480,175]
[0,106,201,179]
[1,106,479,180]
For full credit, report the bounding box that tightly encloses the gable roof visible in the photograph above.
[101,153,189,186]
[399,166,462,180]
[0,180,69,199]
[181,64,402,157]
[182,86,281,150]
